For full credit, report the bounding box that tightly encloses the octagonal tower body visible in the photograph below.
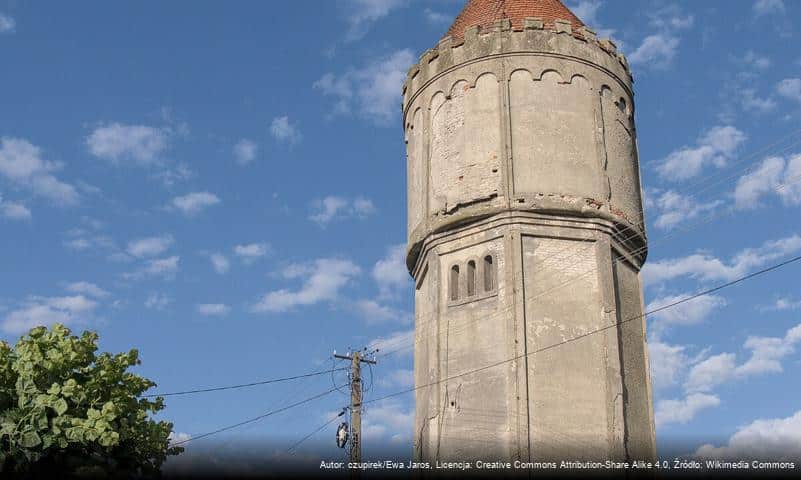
[403,0,656,462]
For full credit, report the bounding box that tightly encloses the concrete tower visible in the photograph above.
[403,0,656,462]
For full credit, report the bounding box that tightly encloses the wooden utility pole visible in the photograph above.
[334,350,376,472]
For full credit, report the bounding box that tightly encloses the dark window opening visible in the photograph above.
[450,265,460,301]
[467,260,476,296]
[484,255,495,292]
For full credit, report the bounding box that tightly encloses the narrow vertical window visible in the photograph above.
[450,265,460,301]
[483,255,495,292]
[467,260,476,297]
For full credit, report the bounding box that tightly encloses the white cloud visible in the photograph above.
[62,228,127,262]
[252,258,361,313]
[233,139,257,165]
[627,6,692,70]
[566,1,619,43]
[352,197,376,216]
[776,78,801,103]
[656,126,747,181]
[126,234,173,258]
[740,88,777,114]
[362,399,413,444]
[762,296,801,311]
[648,341,693,391]
[63,281,109,299]
[753,0,785,16]
[0,195,31,220]
[368,329,413,357]
[210,253,230,274]
[649,189,722,230]
[145,292,172,310]
[695,410,801,460]
[314,49,415,125]
[655,393,720,427]
[269,116,302,144]
[197,303,230,316]
[144,256,180,278]
[233,243,271,263]
[780,154,801,205]
[86,123,169,166]
[169,191,220,216]
[379,369,414,388]
[309,196,348,225]
[648,4,694,30]
[153,162,193,187]
[628,34,679,69]
[647,294,727,331]
[341,0,407,41]
[684,323,801,393]
[2,295,99,334]
[0,137,79,205]
[684,352,737,393]
[739,50,773,70]
[570,1,602,25]
[124,256,180,281]
[353,299,410,324]
[309,195,376,226]
[423,8,449,25]
[734,156,785,208]
[372,244,409,298]
[642,234,801,286]
[0,13,15,34]
[64,238,91,251]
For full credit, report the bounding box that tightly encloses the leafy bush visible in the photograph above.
[0,323,181,477]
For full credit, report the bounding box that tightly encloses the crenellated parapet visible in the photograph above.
[402,17,631,117]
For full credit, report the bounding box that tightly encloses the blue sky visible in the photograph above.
[1,0,801,469]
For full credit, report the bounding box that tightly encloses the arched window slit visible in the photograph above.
[467,261,476,297]
[484,255,495,292]
[450,265,460,301]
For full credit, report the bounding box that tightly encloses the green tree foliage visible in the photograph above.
[0,323,182,477]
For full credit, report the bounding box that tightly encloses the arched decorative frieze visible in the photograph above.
[569,73,591,90]
[537,69,565,83]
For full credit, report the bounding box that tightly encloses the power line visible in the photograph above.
[142,367,348,398]
[287,407,348,454]
[171,386,345,446]
[366,252,801,405]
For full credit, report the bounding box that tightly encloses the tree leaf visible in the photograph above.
[98,431,119,447]
[20,431,41,448]
[53,398,68,416]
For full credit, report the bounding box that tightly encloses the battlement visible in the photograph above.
[402,17,631,113]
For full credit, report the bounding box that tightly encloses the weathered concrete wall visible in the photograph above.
[523,235,617,460]
[509,70,602,200]
[428,74,502,218]
[405,19,654,463]
[402,21,645,272]
[612,254,657,460]
[410,214,655,461]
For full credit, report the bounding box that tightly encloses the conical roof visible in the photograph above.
[445,0,585,39]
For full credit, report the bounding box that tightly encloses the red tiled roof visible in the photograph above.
[445,0,585,39]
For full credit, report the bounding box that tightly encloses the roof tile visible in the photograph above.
[445,0,584,39]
